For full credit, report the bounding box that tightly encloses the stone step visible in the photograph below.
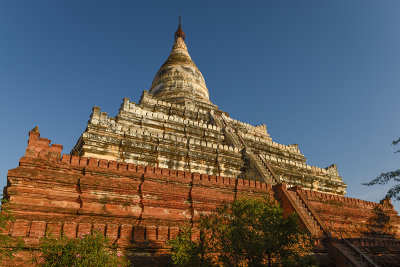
[286,190,327,237]
[333,242,370,267]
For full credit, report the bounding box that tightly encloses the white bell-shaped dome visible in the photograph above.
[149,21,210,104]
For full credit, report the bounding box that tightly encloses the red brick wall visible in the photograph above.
[3,131,400,265]
[3,131,276,253]
[299,188,400,238]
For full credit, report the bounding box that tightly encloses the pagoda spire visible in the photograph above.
[149,16,211,104]
[175,16,185,40]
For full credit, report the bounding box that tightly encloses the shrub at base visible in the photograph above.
[33,229,129,267]
[0,198,24,264]
[170,197,317,267]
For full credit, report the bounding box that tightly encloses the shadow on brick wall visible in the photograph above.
[364,205,396,238]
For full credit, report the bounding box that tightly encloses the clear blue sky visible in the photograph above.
[1,1,400,211]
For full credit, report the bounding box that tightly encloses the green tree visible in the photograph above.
[168,227,210,267]
[170,197,315,267]
[0,198,23,263]
[363,137,400,201]
[33,229,129,267]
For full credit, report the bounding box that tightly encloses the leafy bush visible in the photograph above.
[0,198,24,263]
[33,228,129,267]
[169,227,210,267]
[170,197,316,267]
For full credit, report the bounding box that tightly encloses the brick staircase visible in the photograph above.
[284,187,380,267]
[329,240,371,267]
[211,113,244,149]
[246,151,278,184]
[211,112,389,267]
[255,153,278,182]
[223,122,281,186]
[285,189,325,237]
[361,237,400,266]
[328,235,380,267]
[213,113,280,185]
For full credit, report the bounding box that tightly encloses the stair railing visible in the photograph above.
[217,115,244,149]
[254,153,280,184]
[245,151,273,184]
[329,227,379,267]
[225,129,242,148]
[339,229,389,267]
[339,228,362,247]
[293,188,332,239]
[219,115,282,185]
[221,115,246,146]
[277,186,318,236]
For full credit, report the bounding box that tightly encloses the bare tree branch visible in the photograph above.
[363,170,400,186]
[363,137,400,201]
[387,184,400,201]
[392,137,400,146]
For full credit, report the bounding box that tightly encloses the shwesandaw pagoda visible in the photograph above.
[3,18,400,266]
[71,18,346,196]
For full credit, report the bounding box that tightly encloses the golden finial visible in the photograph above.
[175,15,185,40]
[31,126,39,133]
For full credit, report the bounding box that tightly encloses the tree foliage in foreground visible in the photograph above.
[0,198,24,263]
[363,137,400,201]
[169,197,316,267]
[32,229,129,267]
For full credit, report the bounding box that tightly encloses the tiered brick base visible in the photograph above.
[2,131,400,266]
